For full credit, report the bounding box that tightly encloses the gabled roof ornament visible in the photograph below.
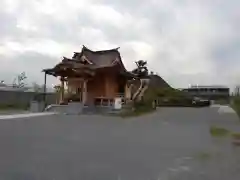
[81,55,93,64]
[111,57,119,65]
[82,45,88,50]
[62,56,71,62]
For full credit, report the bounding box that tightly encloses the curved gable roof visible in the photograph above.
[73,45,127,71]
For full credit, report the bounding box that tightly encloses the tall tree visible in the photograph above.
[0,80,5,86]
[13,72,27,88]
[132,60,149,77]
[53,85,61,93]
[131,60,150,102]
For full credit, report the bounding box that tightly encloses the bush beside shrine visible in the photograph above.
[231,96,240,118]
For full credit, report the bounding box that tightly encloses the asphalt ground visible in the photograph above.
[0,107,240,180]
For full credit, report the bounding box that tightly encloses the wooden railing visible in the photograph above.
[94,95,127,107]
[94,97,114,107]
[116,93,125,98]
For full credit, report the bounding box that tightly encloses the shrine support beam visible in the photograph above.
[43,72,47,108]
[60,77,65,103]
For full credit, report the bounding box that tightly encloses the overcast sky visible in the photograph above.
[0,0,239,89]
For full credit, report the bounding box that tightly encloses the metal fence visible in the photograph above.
[0,90,56,108]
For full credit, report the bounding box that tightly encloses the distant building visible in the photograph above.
[182,85,230,100]
[234,85,240,96]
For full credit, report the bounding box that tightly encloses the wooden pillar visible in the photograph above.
[60,77,65,103]
[82,79,88,105]
[125,84,128,99]
[125,83,132,99]
[66,81,69,93]
[79,81,82,102]
[43,72,47,107]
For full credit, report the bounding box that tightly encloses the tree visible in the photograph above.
[0,80,6,86]
[13,72,27,88]
[132,60,149,78]
[131,60,150,102]
[53,85,61,93]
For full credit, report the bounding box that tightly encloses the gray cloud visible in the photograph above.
[0,52,58,86]
[0,0,239,89]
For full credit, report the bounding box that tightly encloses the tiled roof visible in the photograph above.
[73,46,126,69]
[43,45,137,78]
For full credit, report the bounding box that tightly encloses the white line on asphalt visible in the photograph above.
[0,112,57,120]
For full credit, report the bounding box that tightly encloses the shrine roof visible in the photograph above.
[43,45,137,78]
[72,45,126,70]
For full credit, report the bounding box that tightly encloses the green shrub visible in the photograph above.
[153,88,186,98]
[231,132,240,139]
[120,99,156,118]
[214,99,229,105]
[148,87,198,107]
[210,126,230,137]
[195,152,212,161]
[120,106,155,118]
[231,97,240,117]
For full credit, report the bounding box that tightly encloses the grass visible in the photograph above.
[195,152,212,161]
[231,96,240,118]
[231,132,240,146]
[118,100,157,118]
[231,103,240,117]
[231,132,240,139]
[210,126,230,137]
[214,99,229,105]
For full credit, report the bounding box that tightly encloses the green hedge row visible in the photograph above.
[232,97,240,117]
